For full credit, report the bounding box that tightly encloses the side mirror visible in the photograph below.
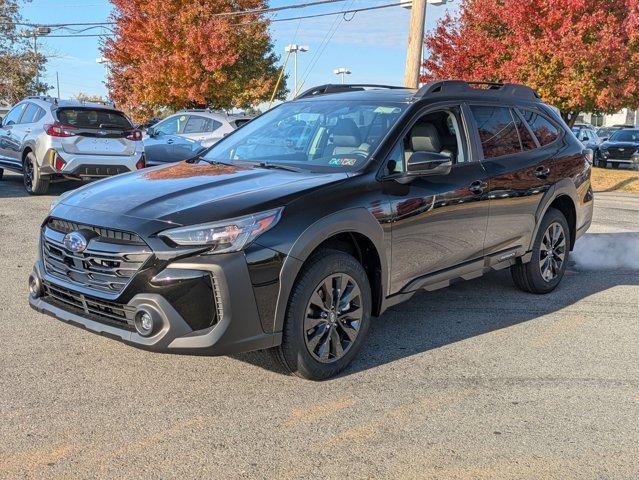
[146,128,157,137]
[406,151,452,176]
[581,136,589,142]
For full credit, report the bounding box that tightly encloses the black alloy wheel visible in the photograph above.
[304,273,363,363]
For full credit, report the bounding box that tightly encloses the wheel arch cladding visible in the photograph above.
[22,147,33,163]
[272,208,387,334]
[532,179,578,252]
[548,195,577,249]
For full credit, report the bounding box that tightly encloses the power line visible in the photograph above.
[2,0,351,28]
[8,1,407,36]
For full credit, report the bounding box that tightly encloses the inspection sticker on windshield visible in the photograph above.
[329,157,357,167]
[374,106,402,114]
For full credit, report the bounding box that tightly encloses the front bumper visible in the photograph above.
[29,249,281,356]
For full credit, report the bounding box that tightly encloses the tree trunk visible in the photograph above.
[561,111,579,128]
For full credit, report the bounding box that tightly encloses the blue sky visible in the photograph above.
[21,0,459,101]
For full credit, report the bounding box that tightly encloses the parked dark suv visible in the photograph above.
[29,81,593,380]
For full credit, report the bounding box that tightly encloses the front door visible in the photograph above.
[0,103,27,170]
[385,105,490,293]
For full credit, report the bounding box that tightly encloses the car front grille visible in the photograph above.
[42,220,151,294]
[606,148,635,160]
[43,281,135,329]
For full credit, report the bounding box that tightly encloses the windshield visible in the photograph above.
[201,100,407,172]
[609,129,639,142]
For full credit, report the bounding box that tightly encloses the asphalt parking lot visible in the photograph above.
[1,171,638,479]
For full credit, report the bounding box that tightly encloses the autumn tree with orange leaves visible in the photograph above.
[422,0,639,126]
[103,0,286,122]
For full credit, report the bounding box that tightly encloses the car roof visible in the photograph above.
[292,81,543,105]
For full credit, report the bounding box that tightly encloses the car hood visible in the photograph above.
[601,141,639,149]
[56,161,349,226]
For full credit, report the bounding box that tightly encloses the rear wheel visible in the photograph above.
[0,168,3,180]
[272,249,371,380]
[511,208,570,294]
[22,152,49,195]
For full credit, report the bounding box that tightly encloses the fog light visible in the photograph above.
[134,310,155,337]
[28,273,42,298]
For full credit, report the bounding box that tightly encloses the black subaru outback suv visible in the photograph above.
[29,81,593,380]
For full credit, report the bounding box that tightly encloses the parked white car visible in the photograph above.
[143,110,252,166]
[0,96,145,194]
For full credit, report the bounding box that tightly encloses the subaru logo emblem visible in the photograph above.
[63,231,88,253]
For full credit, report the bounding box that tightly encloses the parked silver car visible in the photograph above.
[0,96,145,194]
[143,110,252,166]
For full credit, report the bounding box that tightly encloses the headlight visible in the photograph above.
[160,208,282,254]
[601,149,609,158]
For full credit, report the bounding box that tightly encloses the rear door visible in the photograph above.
[178,115,223,158]
[469,104,562,257]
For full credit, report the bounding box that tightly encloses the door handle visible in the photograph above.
[534,166,550,179]
[166,139,174,144]
[469,180,487,195]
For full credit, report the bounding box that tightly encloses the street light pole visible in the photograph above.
[285,44,309,98]
[333,67,352,84]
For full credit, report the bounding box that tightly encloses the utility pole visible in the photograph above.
[56,71,60,99]
[404,0,427,89]
[20,26,51,88]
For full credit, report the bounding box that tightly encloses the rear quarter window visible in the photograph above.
[57,108,132,130]
[518,109,560,146]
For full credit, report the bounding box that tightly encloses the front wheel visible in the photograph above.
[511,208,570,294]
[272,250,371,380]
[23,152,49,195]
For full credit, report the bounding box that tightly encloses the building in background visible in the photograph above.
[579,108,638,127]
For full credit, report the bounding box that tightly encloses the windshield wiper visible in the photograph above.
[250,161,304,172]
[187,155,234,166]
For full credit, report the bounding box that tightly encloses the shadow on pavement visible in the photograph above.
[233,232,639,379]
[0,171,80,199]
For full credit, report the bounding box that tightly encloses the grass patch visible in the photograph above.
[591,166,639,193]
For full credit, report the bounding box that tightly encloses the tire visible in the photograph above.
[0,168,3,180]
[612,162,619,169]
[23,152,49,195]
[511,208,570,294]
[271,249,372,380]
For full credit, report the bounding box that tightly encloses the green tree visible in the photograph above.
[0,0,48,105]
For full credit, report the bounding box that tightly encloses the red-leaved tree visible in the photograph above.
[422,0,639,126]
[103,0,286,122]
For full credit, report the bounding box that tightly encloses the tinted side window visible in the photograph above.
[205,119,222,132]
[519,109,560,146]
[512,111,537,151]
[20,104,40,124]
[154,116,180,135]
[3,104,26,126]
[470,105,521,158]
[183,116,208,134]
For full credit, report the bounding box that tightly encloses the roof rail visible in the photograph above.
[176,108,229,115]
[415,80,541,101]
[27,95,58,104]
[296,83,405,99]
